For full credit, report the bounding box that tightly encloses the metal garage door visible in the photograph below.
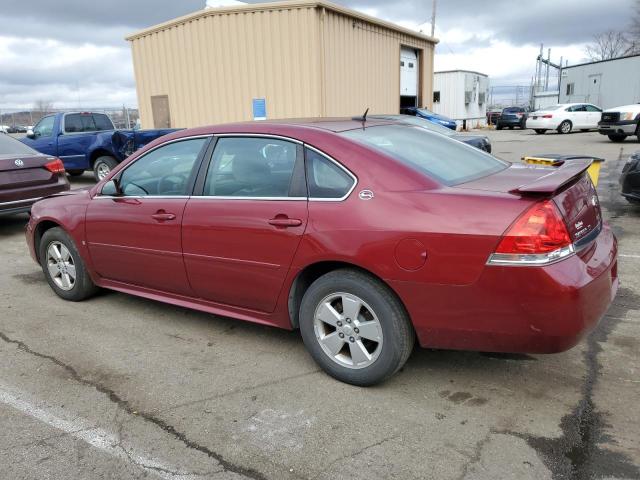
[400,47,418,97]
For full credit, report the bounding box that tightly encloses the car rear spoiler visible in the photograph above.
[509,158,592,194]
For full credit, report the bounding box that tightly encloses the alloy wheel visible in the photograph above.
[96,163,111,180]
[46,241,76,291]
[313,292,383,369]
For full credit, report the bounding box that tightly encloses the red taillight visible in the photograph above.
[44,158,65,174]
[542,114,553,119]
[495,200,571,255]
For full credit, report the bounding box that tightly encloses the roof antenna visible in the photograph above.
[352,107,369,123]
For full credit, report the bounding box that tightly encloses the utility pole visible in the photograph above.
[431,0,437,37]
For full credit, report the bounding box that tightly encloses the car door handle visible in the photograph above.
[268,217,302,227]
[151,212,176,221]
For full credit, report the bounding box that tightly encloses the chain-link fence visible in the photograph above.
[0,107,139,132]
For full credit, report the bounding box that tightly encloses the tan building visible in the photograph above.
[126,0,437,129]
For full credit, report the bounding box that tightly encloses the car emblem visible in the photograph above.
[575,220,584,230]
[14,159,24,167]
[358,190,374,200]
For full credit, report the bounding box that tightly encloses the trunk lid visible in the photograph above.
[458,160,602,245]
[0,154,58,191]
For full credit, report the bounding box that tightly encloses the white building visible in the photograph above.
[559,54,640,109]
[432,70,489,129]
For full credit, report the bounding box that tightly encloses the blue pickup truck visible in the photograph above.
[21,112,177,181]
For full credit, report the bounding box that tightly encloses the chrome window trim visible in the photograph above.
[191,196,307,201]
[214,133,303,145]
[304,144,358,202]
[0,196,42,206]
[94,195,191,200]
[95,134,213,198]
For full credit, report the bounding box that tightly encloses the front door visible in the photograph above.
[182,136,308,313]
[23,115,57,157]
[85,136,209,295]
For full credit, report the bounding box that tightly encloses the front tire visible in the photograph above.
[93,156,118,182]
[299,269,414,386]
[39,227,98,302]
[608,134,626,143]
[558,120,572,134]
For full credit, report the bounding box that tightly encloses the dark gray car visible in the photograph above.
[371,115,492,153]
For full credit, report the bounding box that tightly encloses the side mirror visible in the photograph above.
[26,129,35,139]
[101,179,122,196]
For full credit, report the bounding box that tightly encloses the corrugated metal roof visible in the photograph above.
[125,0,438,44]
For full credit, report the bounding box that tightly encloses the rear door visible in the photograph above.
[585,104,602,128]
[57,113,98,170]
[182,135,308,313]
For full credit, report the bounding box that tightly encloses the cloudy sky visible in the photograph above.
[0,0,637,110]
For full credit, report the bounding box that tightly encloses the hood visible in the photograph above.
[605,104,640,113]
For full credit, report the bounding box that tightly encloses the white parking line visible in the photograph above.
[619,254,640,259]
[0,384,209,480]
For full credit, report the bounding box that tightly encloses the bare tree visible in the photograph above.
[585,30,634,61]
[630,0,640,52]
[33,100,53,114]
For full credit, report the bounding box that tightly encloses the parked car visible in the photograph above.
[620,151,640,204]
[598,104,640,142]
[400,107,457,130]
[20,112,177,181]
[0,133,69,216]
[526,103,602,134]
[496,107,528,130]
[25,118,617,386]
[371,114,492,152]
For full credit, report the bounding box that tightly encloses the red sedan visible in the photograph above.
[25,119,618,385]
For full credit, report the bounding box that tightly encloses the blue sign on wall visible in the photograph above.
[252,98,267,120]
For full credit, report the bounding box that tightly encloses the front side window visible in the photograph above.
[306,148,355,199]
[585,105,601,112]
[204,137,297,197]
[64,114,96,133]
[341,125,508,186]
[33,116,55,137]
[117,138,207,196]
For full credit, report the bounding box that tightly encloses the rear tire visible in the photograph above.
[496,124,503,130]
[39,227,98,302]
[93,156,118,182]
[534,129,547,135]
[558,120,572,134]
[299,269,414,386]
[608,134,626,143]
[67,170,84,177]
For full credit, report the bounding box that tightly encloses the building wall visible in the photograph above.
[129,3,435,128]
[559,55,640,109]
[432,71,488,129]
[320,8,434,117]
[131,6,323,129]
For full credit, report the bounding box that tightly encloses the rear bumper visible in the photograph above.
[0,177,70,216]
[392,223,618,354]
[498,117,524,126]
[526,118,557,129]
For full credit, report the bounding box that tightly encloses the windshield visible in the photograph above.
[341,125,508,186]
[374,116,455,136]
[0,133,38,156]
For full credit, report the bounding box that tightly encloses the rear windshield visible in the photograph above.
[503,107,523,113]
[341,125,508,186]
[541,105,564,111]
[0,134,38,156]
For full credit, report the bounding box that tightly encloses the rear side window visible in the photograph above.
[93,114,114,131]
[305,148,355,199]
[64,114,96,133]
[341,125,508,186]
[0,133,38,155]
[204,137,298,197]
